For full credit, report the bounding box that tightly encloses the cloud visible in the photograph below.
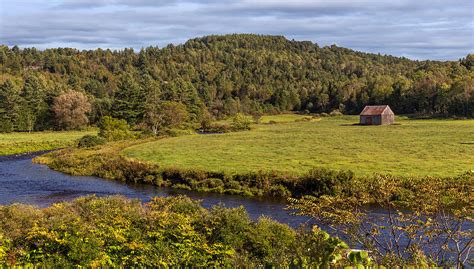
[0,0,472,60]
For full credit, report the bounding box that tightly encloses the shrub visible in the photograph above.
[137,128,155,139]
[196,178,224,189]
[98,116,134,141]
[268,185,291,197]
[251,112,263,124]
[231,113,252,131]
[202,123,232,133]
[0,196,358,267]
[98,156,160,182]
[294,168,354,196]
[289,173,473,268]
[77,135,106,148]
[166,128,196,137]
[0,119,13,133]
[0,232,9,264]
[245,217,297,265]
[329,110,343,116]
[320,112,329,117]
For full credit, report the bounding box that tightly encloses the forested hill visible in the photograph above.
[1,34,473,131]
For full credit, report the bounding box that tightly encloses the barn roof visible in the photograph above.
[360,105,393,116]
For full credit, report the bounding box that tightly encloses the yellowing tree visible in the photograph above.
[52,91,91,130]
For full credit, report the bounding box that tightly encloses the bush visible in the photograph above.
[166,128,196,137]
[0,195,353,268]
[294,168,354,196]
[251,112,263,124]
[231,113,252,131]
[98,116,134,141]
[329,110,343,116]
[77,135,107,148]
[268,185,291,197]
[0,119,13,133]
[320,112,329,117]
[137,128,155,139]
[202,123,232,133]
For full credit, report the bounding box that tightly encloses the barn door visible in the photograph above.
[366,117,372,125]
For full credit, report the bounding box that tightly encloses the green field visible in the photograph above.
[0,130,96,156]
[216,113,318,124]
[124,116,474,177]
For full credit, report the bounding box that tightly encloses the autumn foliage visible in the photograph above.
[0,195,357,267]
[52,91,91,130]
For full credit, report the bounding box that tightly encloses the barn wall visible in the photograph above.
[381,113,395,125]
[360,115,382,125]
[373,115,381,125]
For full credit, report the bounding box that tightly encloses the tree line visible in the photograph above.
[1,34,473,132]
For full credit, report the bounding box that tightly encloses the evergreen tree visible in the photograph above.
[0,80,21,132]
[112,73,145,125]
[18,74,48,131]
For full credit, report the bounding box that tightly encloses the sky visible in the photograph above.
[0,0,473,60]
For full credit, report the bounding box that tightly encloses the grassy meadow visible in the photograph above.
[123,116,474,177]
[216,113,319,124]
[0,130,96,156]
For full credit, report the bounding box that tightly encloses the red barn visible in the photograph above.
[359,105,395,125]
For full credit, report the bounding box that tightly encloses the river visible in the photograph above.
[0,152,313,227]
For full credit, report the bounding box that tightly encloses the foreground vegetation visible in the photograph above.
[124,116,474,177]
[289,171,473,267]
[0,130,95,156]
[0,195,363,267]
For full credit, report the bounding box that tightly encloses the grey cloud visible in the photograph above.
[0,0,472,60]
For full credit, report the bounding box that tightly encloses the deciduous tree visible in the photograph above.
[52,91,91,130]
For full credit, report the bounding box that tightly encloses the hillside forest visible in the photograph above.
[1,34,473,132]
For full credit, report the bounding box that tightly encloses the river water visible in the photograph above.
[0,152,313,227]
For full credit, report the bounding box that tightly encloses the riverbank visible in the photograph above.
[0,150,53,162]
[34,139,474,204]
